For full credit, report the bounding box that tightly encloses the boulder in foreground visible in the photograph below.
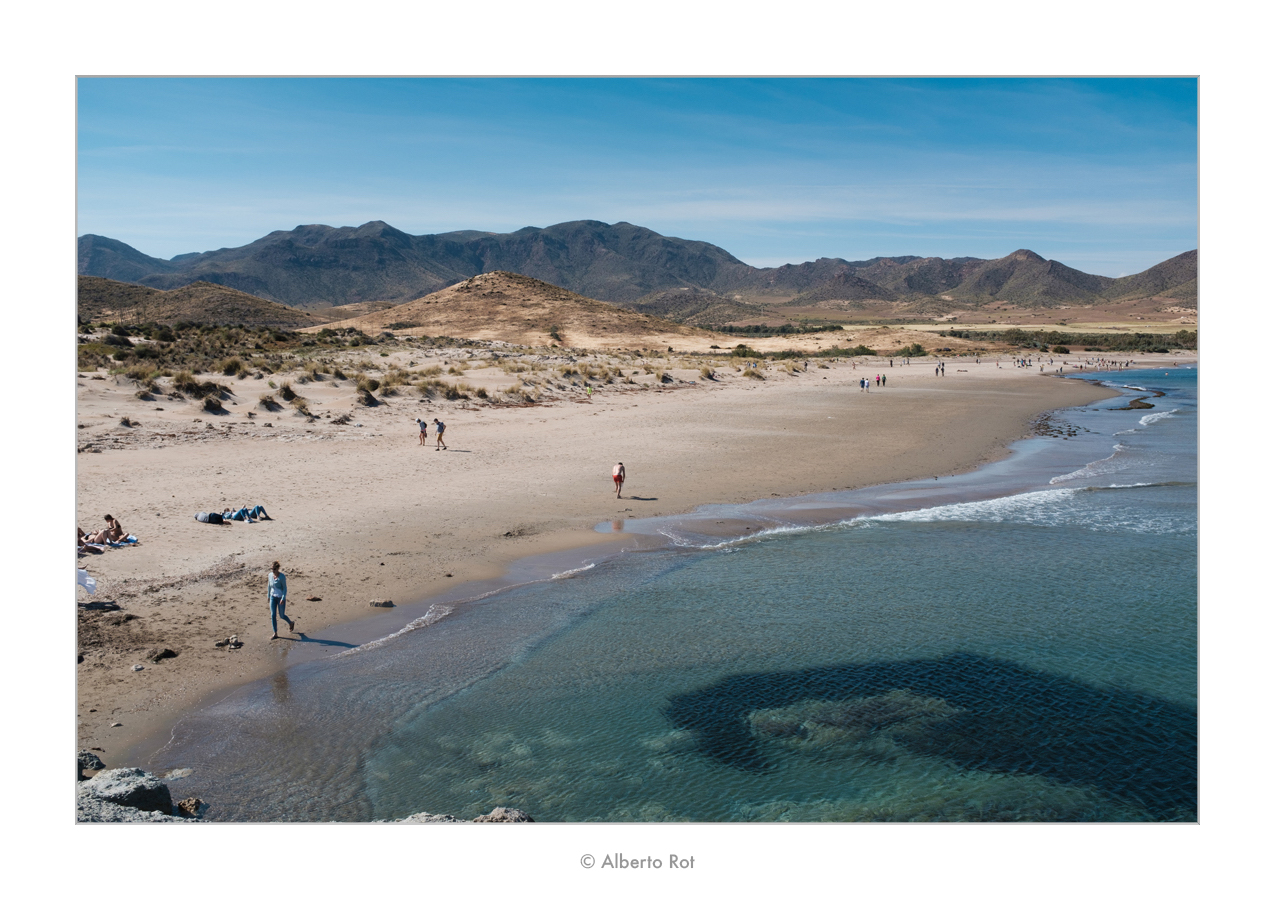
[76,768,195,822]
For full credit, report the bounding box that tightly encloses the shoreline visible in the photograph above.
[77,357,1174,769]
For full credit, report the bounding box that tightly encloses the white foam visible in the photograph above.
[871,488,1080,526]
[658,519,858,552]
[335,603,457,657]
[1139,408,1179,427]
[1049,444,1130,484]
[551,563,596,579]
[868,486,1193,535]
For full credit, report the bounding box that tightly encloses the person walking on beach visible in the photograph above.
[416,418,428,446]
[268,561,295,640]
[612,462,626,499]
[433,418,447,450]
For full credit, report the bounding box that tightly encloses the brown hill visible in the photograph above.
[77,277,325,327]
[77,277,400,327]
[319,271,709,349]
[1101,250,1198,306]
[790,271,900,307]
[626,287,767,327]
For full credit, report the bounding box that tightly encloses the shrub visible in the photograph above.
[443,383,469,401]
[125,364,158,385]
[220,357,245,376]
[203,396,224,413]
[355,389,378,406]
[892,343,927,358]
[743,368,764,380]
[278,381,297,401]
[1051,345,1071,354]
[258,394,282,411]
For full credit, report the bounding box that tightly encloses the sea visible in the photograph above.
[141,367,1197,822]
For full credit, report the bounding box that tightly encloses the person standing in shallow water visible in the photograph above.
[612,462,626,499]
[268,561,295,640]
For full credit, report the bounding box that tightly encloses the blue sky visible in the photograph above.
[77,78,1197,276]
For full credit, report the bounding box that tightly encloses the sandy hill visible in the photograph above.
[315,271,710,349]
[77,277,399,328]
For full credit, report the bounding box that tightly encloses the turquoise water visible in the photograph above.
[148,368,1197,821]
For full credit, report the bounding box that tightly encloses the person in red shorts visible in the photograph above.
[612,462,626,499]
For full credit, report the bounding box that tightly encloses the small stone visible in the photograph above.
[132,664,144,671]
[176,797,203,818]
[145,647,178,663]
[110,722,122,727]
[369,599,395,608]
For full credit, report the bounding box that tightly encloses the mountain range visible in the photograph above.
[78,221,1197,314]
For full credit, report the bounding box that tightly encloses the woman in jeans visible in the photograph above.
[225,504,271,522]
[268,561,295,639]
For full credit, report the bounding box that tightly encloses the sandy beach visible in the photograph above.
[75,348,1183,765]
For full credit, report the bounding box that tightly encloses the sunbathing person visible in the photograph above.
[86,515,125,544]
[78,527,103,552]
[223,504,271,522]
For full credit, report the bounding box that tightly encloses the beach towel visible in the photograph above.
[77,569,97,595]
[107,535,139,547]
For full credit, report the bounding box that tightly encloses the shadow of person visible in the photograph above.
[294,634,358,649]
[664,652,1196,820]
